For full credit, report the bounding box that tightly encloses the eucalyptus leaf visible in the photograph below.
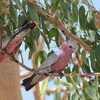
[82,63,91,73]
[95,45,100,61]
[64,67,71,74]
[79,6,87,28]
[27,2,39,23]
[9,3,18,27]
[14,0,25,13]
[61,82,76,93]
[66,82,76,93]
[85,86,98,100]
[40,78,48,95]
[90,49,96,70]
[54,87,61,100]
[73,73,81,85]
[41,32,50,49]
[72,2,78,22]
[35,50,47,65]
[54,78,60,85]
[60,0,70,19]
[72,65,78,73]
[79,93,85,100]
[81,50,88,66]
[48,28,58,43]
[72,92,79,100]
[83,81,90,89]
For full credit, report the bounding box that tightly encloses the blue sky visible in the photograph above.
[20,0,100,100]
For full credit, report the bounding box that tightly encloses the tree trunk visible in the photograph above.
[0,56,22,100]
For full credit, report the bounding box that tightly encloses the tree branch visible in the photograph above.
[20,69,100,80]
[3,51,35,72]
[63,72,100,77]
[28,0,91,52]
[46,87,66,94]
[20,71,32,79]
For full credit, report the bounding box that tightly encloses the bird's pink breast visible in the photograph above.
[51,50,72,71]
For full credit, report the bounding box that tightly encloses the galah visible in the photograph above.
[22,41,77,91]
[0,22,36,62]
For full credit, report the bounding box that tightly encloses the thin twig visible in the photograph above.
[46,86,82,95]
[28,0,91,52]
[18,50,24,64]
[4,51,35,72]
[64,72,100,77]
[75,52,86,74]
[20,71,32,79]
[20,69,100,79]
[46,87,66,94]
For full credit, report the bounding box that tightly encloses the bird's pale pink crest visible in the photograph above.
[61,40,77,52]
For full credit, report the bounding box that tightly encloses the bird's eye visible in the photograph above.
[69,46,72,48]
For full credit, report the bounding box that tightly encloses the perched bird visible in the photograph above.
[22,41,77,91]
[0,22,36,62]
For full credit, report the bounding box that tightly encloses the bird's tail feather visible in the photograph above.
[22,73,38,91]
[22,73,47,91]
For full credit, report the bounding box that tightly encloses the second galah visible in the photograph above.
[0,22,36,62]
[22,41,77,91]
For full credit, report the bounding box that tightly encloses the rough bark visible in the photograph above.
[0,56,22,100]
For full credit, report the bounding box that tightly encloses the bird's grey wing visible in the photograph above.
[37,53,61,71]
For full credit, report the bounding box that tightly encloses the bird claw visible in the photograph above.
[44,72,49,76]
[57,72,64,78]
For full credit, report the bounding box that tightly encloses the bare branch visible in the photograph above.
[63,72,100,77]
[20,71,32,79]
[3,51,35,72]
[46,87,66,94]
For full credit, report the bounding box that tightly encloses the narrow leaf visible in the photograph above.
[81,50,88,66]
[40,78,48,95]
[79,6,87,28]
[54,87,61,100]
[72,3,78,22]
[90,49,96,70]
[27,2,39,23]
[9,3,18,26]
[73,73,81,85]
[54,78,60,85]
[85,86,98,100]
[14,0,25,13]
[72,92,79,100]
[95,45,100,61]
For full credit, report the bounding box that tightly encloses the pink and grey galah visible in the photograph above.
[22,41,77,91]
[0,22,36,62]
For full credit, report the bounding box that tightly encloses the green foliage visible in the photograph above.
[85,86,98,100]
[54,78,61,100]
[54,86,61,100]
[40,78,48,95]
[72,92,79,100]
[9,3,18,27]
[95,45,100,61]
[79,6,87,29]
[14,0,25,13]
[73,73,81,85]
[35,50,47,65]
[1,0,100,99]
[54,78,60,85]
[27,2,39,24]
